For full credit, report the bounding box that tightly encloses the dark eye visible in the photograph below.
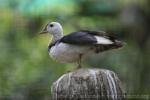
[49,24,54,27]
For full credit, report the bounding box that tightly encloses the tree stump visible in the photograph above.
[51,68,126,100]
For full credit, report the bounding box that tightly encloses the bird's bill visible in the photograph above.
[40,24,48,34]
[39,31,48,34]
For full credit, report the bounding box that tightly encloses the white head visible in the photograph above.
[40,22,63,36]
[40,22,63,42]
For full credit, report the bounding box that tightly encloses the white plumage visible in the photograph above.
[50,43,92,63]
[94,36,113,44]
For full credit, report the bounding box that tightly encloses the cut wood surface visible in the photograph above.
[51,68,126,100]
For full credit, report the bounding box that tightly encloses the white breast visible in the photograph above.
[49,43,92,63]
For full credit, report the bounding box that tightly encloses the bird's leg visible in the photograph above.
[77,54,82,69]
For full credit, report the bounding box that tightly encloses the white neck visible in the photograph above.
[51,31,63,42]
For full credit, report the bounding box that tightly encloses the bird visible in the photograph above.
[40,22,123,68]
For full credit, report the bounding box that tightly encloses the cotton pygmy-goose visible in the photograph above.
[40,22,123,68]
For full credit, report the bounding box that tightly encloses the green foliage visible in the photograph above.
[0,0,149,99]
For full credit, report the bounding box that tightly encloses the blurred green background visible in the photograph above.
[0,0,150,99]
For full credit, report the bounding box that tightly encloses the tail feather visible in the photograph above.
[94,40,124,53]
[112,40,124,48]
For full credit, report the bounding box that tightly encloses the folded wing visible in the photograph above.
[60,30,119,45]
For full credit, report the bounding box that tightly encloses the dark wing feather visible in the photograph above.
[80,30,107,36]
[80,30,116,42]
[60,31,97,45]
[60,30,123,48]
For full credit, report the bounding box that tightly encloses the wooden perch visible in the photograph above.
[51,68,126,100]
